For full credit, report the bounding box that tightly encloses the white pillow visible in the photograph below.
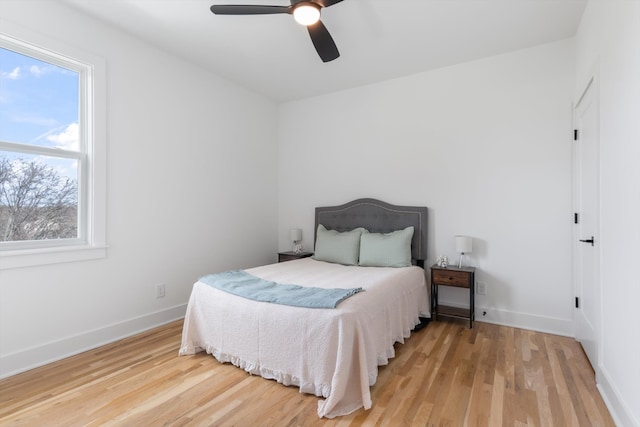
[313,224,366,265]
[359,226,414,267]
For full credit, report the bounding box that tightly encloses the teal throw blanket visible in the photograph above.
[199,270,363,309]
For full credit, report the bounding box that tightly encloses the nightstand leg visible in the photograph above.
[431,282,434,320]
[470,283,474,329]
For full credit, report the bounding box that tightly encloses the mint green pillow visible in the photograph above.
[358,226,414,267]
[313,224,366,265]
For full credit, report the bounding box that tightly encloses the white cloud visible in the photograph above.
[29,65,47,77]
[1,67,21,80]
[47,123,79,151]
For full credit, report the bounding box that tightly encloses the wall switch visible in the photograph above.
[477,281,487,295]
[156,283,166,298]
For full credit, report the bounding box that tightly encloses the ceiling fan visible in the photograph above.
[210,0,343,62]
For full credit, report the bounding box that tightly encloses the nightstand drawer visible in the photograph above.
[432,269,472,288]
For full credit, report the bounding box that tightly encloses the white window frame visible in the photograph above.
[0,24,106,270]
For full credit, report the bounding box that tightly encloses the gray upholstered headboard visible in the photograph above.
[315,198,428,265]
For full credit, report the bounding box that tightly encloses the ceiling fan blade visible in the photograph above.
[307,20,339,62]
[210,4,291,15]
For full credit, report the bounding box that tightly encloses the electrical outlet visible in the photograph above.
[156,283,166,298]
[477,281,487,295]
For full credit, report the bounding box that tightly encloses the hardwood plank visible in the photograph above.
[0,319,615,426]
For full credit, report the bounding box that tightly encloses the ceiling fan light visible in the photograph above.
[293,3,320,26]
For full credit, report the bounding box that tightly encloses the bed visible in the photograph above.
[179,198,430,418]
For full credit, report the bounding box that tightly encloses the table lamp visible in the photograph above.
[455,235,472,268]
[290,228,303,254]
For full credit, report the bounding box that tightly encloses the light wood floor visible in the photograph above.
[0,319,614,426]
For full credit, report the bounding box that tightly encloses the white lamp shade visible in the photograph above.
[290,228,302,242]
[455,235,472,253]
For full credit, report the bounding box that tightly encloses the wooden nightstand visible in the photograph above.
[278,251,313,262]
[430,264,476,328]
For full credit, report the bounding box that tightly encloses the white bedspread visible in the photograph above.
[179,258,429,418]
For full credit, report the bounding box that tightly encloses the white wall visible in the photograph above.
[0,1,279,377]
[278,39,576,335]
[2,2,634,423]
[575,2,640,426]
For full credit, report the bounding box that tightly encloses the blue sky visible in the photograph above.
[0,46,79,151]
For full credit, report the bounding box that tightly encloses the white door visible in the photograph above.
[574,76,600,371]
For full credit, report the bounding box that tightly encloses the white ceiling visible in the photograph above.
[62,0,587,102]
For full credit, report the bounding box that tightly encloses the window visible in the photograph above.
[0,28,106,269]
[1,47,83,247]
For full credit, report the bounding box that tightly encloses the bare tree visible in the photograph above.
[0,156,78,242]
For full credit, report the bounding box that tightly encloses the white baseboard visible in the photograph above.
[597,365,640,427]
[0,304,187,379]
[437,299,574,337]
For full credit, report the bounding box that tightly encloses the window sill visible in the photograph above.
[0,245,107,270]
